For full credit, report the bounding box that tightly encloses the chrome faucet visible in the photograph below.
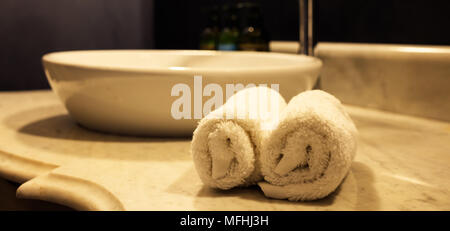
[298,0,314,56]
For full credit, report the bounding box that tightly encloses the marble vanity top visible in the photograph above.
[0,90,449,210]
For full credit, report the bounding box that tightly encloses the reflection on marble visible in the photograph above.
[315,42,450,122]
[0,91,449,210]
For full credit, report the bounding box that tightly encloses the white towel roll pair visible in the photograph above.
[191,87,358,201]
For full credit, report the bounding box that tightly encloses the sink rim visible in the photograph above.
[42,49,322,75]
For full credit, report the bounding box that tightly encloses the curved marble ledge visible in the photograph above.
[17,172,125,211]
[0,150,57,183]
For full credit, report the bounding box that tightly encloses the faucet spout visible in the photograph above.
[298,0,314,56]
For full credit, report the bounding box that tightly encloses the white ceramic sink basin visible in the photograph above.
[43,50,322,136]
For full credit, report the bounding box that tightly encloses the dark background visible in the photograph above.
[0,0,154,90]
[0,0,449,90]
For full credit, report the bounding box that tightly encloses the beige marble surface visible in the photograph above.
[0,90,449,210]
[315,42,450,122]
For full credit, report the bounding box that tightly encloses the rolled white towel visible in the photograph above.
[192,86,287,190]
[258,90,358,201]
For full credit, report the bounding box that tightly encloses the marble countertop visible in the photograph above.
[0,90,449,210]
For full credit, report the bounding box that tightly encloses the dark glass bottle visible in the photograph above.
[237,2,269,51]
[217,4,239,51]
[199,6,219,50]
